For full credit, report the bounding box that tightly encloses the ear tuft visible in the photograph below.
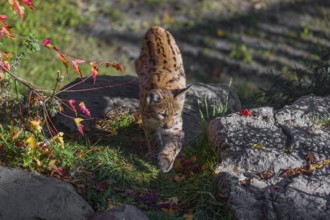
[173,85,191,101]
[147,90,161,104]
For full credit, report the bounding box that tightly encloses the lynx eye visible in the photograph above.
[174,112,180,116]
[159,113,166,118]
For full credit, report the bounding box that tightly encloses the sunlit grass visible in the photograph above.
[0,0,121,91]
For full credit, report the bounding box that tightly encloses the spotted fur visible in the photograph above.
[135,26,189,172]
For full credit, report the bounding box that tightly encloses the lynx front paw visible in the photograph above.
[158,152,175,173]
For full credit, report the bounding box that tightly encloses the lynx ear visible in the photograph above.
[173,85,191,101]
[147,90,162,104]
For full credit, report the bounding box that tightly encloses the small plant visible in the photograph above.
[312,114,330,130]
[229,44,252,63]
[300,23,312,39]
[198,79,232,122]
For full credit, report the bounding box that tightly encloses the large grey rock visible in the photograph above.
[208,95,330,220]
[55,75,241,143]
[0,166,94,220]
[88,205,149,220]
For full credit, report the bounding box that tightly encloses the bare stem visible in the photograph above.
[48,71,61,106]
[0,63,38,91]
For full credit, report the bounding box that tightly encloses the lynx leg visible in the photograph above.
[144,129,163,158]
[158,131,184,172]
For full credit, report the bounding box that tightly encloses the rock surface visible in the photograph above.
[55,75,241,143]
[0,166,94,220]
[208,95,330,220]
[88,205,149,220]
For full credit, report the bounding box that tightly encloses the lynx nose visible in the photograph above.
[163,122,173,129]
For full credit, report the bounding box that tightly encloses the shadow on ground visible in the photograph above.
[77,0,330,104]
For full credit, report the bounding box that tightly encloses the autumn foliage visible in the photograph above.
[0,0,124,136]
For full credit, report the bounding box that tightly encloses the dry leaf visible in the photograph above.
[252,143,267,150]
[72,59,85,78]
[239,178,251,186]
[26,135,37,150]
[27,119,42,133]
[306,152,316,164]
[51,132,64,148]
[174,175,185,183]
[48,159,57,170]
[257,169,274,180]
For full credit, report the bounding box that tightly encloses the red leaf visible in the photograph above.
[0,15,7,26]
[0,15,14,39]
[239,109,253,117]
[0,26,14,39]
[8,0,34,20]
[42,38,51,46]
[58,53,69,74]
[72,59,85,78]
[22,0,35,10]
[57,168,66,176]
[79,102,91,117]
[68,99,77,114]
[90,62,99,85]
[8,0,25,20]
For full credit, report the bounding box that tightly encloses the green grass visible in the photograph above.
[198,79,232,123]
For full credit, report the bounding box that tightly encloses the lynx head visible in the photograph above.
[144,86,190,131]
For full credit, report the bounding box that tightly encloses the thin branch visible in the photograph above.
[57,75,92,94]
[0,63,38,91]
[57,79,137,93]
[43,104,58,136]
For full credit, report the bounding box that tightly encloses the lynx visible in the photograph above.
[135,26,189,173]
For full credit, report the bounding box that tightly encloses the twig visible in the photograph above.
[0,63,38,91]
[57,75,92,94]
[47,71,61,106]
[57,79,137,93]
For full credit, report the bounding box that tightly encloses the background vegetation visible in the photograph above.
[1,0,330,103]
